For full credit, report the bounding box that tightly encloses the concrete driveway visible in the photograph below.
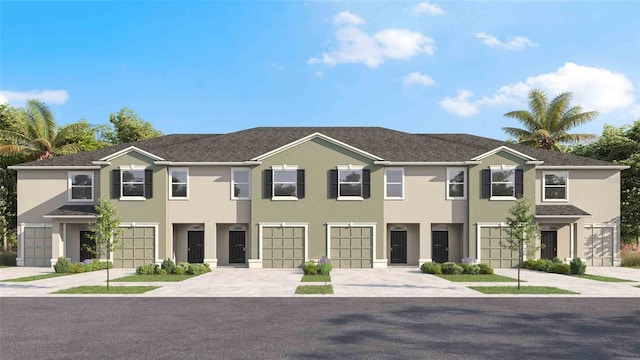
[1,265,639,297]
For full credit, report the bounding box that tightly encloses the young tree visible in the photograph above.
[503,197,539,289]
[107,107,162,144]
[89,199,122,290]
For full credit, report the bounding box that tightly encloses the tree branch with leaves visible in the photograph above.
[88,199,122,290]
[503,197,540,289]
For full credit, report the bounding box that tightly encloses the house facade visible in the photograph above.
[11,127,626,269]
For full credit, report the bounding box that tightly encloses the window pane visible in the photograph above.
[72,174,92,186]
[492,184,514,197]
[172,184,187,197]
[274,184,297,196]
[123,170,144,183]
[492,170,514,182]
[340,170,361,182]
[387,183,402,197]
[449,170,464,183]
[234,170,249,183]
[386,170,402,183]
[123,184,144,196]
[273,170,296,182]
[71,187,92,200]
[545,188,566,200]
[449,184,464,197]
[234,183,250,198]
[545,174,566,185]
[340,183,362,196]
[171,171,187,184]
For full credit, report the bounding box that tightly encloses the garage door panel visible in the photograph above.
[584,225,614,266]
[480,226,518,268]
[23,226,52,267]
[114,227,155,268]
[330,226,373,268]
[262,226,305,268]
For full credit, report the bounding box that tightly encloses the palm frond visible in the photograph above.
[502,127,533,140]
[503,111,540,132]
[26,99,57,142]
[0,144,30,157]
[53,143,82,156]
[556,133,598,143]
[546,92,571,132]
[528,89,547,124]
[53,122,88,147]
[0,130,40,148]
[561,107,599,129]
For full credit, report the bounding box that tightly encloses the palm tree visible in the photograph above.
[0,99,84,160]
[502,89,598,151]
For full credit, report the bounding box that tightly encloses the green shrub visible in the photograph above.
[53,257,70,273]
[441,262,464,275]
[186,263,211,275]
[523,259,538,270]
[157,268,168,275]
[548,262,570,274]
[136,263,157,275]
[477,263,494,275]
[69,263,86,273]
[317,257,332,275]
[83,263,94,272]
[621,251,640,267]
[174,266,186,275]
[0,251,17,266]
[536,259,552,272]
[161,258,177,274]
[569,258,587,275]
[551,257,562,264]
[303,261,318,275]
[420,262,442,274]
[462,264,480,275]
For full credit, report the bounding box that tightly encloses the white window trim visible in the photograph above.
[337,166,364,200]
[489,165,517,200]
[120,166,146,200]
[272,166,298,200]
[542,171,569,202]
[68,171,94,202]
[384,168,404,200]
[445,167,467,200]
[169,168,189,200]
[231,168,251,200]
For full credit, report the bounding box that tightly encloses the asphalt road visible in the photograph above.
[1,298,639,359]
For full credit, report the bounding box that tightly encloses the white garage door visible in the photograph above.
[584,225,615,266]
[479,225,519,268]
[330,226,373,268]
[113,227,156,268]
[262,226,305,268]
[22,226,52,267]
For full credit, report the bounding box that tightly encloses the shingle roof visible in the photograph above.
[46,205,98,217]
[536,205,591,217]
[18,127,617,167]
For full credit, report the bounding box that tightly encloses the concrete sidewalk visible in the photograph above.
[0,266,639,297]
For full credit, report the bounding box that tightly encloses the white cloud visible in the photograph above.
[314,71,324,78]
[0,93,7,105]
[439,90,478,116]
[476,32,536,51]
[333,11,365,26]
[440,63,638,116]
[308,25,435,68]
[0,89,69,105]
[412,2,445,16]
[403,72,436,86]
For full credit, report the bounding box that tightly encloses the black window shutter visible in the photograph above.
[515,169,524,197]
[144,169,153,199]
[111,170,121,199]
[297,169,305,199]
[481,169,491,199]
[362,169,371,199]
[263,169,273,198]
[329,169,338,199]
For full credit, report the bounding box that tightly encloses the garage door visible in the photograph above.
[330,226,373,268]
[262,226,305,268]
[479,225,518,268]
[23,226,52,267]
[113,227,156,268]
[584,225,614,266]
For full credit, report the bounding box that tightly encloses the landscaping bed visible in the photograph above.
[435,274,518,282]
[469,286,578,295]
[53,285,160,294]
[572,274,634,282]
[301,274,331,282]
[295,285,333,295]
[1,273,72,282]
[420,260,494,276]
[112,274,195,282]
[298,257,333,294]
[134,259,211,276]
[53,257,112,274]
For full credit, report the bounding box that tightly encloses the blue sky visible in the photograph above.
[1,1,639,140]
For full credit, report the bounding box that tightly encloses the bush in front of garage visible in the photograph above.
[420,262,442,274]
[421,262,494,275]
[523,258,579,275]
[441,262,464,275]
[569,258,586,275]
[135,259,211,276]
[303,261,318,275]
[0,251,17,266]
[303,257,333,275]
[53,257,112,273]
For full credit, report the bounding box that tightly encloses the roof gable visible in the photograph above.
[98,146,165,162]
[470,145,538,162]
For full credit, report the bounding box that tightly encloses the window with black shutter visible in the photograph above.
[144,169,153,199]
[329,169,338,199]
[263,169,273,198]
[111,170,121,199]
[297,170,305,199]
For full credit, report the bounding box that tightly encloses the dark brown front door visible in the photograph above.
[79,231,95,261]
[188,231,205,263]
[390,231,407,263]
[541,231,558,260]
[229,231,246,264]
[432,231,449,263]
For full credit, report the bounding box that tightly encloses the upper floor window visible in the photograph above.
[169,168,188,199]
[273,169,298,197]
[385,168,404,199]
[329,165,370,200]
[111,167,153,200]
[481,166,522,200]
[263,166,305,200]
[543,171,568,201]
[232,168,251,200]
[68,172,94,202]
[339,169,362,197]
[446,167,466,200]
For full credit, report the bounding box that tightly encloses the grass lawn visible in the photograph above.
[295,285,333,295]
[573,274,635,282]
[53,285,160,294]
[436,274,519,282]
[624,266,640,269]
[1,273,72,282]
[301,274,331,282]
[111,274,195,282]
[469,286,578,294]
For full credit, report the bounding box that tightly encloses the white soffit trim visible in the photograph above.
[537,165,629,170]
[154,161,260,166]
[251,132,384,161]
[471,145,538,161]
[99,146,165,162]
[9,166,101,170]
[374,161,475,166]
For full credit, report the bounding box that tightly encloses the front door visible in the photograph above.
[187,231,205,263]
[390,231,407,263]
[541,231,558,260]
[432,231,449,263]
[79,231,95,261]
[229,231,246,264]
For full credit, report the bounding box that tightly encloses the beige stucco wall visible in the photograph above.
[250,138,384,265]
